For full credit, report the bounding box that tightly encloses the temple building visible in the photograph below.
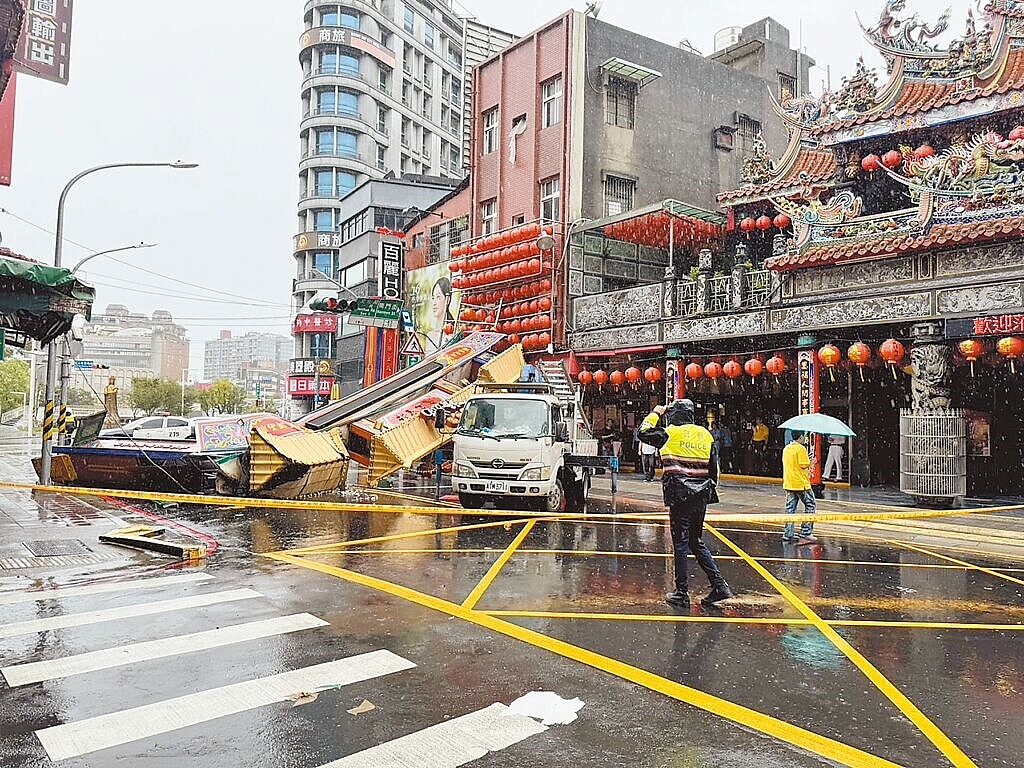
[567,1,1024,499]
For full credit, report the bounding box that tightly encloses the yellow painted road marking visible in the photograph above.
[4,481,1022,527]
[265,551,905,768]
[483,610,1024,632]
[462,520,535,609]
[707,525,978,768]
[867,537,1024,589]
[277,517,537,555]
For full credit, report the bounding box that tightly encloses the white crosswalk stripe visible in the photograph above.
[0,588,261,639]
[35,650,417,761]
[0,572,214,605]
[2,613,329,686]
[320,703,548,767]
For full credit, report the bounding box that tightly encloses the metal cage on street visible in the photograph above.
[899,410,967,502]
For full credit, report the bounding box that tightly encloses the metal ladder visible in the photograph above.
[536,360,575,407]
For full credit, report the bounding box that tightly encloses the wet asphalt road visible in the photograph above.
[1,479,1023,767]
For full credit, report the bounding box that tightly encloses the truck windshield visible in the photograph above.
[458,398,550,439]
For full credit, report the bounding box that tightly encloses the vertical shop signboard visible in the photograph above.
[380,328,399,379]
[796,350,822,485]
[665,360,681,402]
[378,240,403,302]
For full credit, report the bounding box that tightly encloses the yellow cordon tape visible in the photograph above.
[2,481,1022,526]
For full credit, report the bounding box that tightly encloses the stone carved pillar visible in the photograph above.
[731,263,746,309]
[909,321,952,411]
[695,248,712,314]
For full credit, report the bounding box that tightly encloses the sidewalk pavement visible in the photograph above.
[594,473,1024,563]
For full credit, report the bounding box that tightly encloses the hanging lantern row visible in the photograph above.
[861,143,936,174]
[449,249,548,290]
[739,212,791,234]
[603,210,724,251]
[959,336,1024,375]
[450,222,552,259]
[576,366,663,389]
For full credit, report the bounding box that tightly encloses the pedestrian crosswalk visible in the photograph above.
[0,569,561,765]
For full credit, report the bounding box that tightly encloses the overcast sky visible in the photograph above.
[0,0,971,376]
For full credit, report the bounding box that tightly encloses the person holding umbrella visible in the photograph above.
[777,413,856,545]
[782,431,817,544]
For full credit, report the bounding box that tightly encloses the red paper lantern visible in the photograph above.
[818,343,841,381]
[443,323,454,335]
[625,366,642,383]
[879,338,905,379]
[882,150,902,169]
[913,144,936,159]
[744,358,764,382]
[685,362,704,380]
[739,217,757,233]
[538,331,551,348]
[577,370,593,386]
[755,215,773,231]
[861,154,881,172]
[766,355,786,377]
[539,296,552,311]
[644,366,662,383]
[609,370,626,388]
[848,341,872,381]
[593,370,609,387]
[773,213,791,230]
[997,336,1024,373]
[704,361,723,380]
[723,360,742,380]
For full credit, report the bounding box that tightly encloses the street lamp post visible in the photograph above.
[39,161,198,485]
[70,242,157,274]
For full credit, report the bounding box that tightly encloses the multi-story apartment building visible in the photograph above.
[80,305,189,383]
[203,331,291,382]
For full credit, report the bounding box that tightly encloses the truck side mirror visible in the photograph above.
[554,421,569,442]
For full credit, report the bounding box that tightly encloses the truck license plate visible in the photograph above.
[485,480,508,493]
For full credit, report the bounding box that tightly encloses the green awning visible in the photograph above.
[0,250,95,345]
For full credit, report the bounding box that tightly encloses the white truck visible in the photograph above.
[450,361,615,512]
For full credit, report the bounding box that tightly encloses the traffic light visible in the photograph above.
[309,297,355,313]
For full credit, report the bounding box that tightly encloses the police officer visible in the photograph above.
[639,399,734,609]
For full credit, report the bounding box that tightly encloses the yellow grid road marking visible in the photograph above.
[266,551,905,768]
[462,520,535,609]
[866,537,1024,589]
[483,610,1024,632]
[707,525,979,768]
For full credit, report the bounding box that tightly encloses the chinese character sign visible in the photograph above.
[292,313,339,334]
[379,241,403,302]
[973,314,1024,336]
[796,350,822,485]
[17,0,73,85]
[287,376,334,396]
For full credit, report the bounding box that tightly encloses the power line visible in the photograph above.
[84,271,292,308]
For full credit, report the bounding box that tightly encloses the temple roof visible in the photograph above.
[765,213,1024,271]
[717,147,835,204]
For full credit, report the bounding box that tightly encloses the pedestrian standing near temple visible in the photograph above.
[639,399,734,609]
[823,435,845,481]
[639,431,658,481]
[751,416,769,475]
[782,431,817,544]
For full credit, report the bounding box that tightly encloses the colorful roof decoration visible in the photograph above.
[718,145,836,204]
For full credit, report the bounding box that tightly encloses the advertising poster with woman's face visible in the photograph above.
[407,263,462,353]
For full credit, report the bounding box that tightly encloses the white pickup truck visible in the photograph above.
[450,381,612,513]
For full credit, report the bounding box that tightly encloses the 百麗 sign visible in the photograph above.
[16,0,73,85]
[378,240,403,302]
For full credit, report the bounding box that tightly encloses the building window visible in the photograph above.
[606,76,636,129]
[338,91,358,116]
[316,129,334,155]
[403,6,414,33]
[449,143,459,169]
[321,10,339,26]
[424,22,435,49]
[378,66,389,91]
[401,119,410,147]
[736,113,761,138]
[316,90,336,114]
[603,175,636,216]
[315,169,334,196]
[512,214,525,226]
[540,177,560,224]
[481,199,497,234]
[779,72,797,99]
[377,105,388,133]
[314,210,335,232]
[310,333,334,360]
[451,77,461,103]
[482,108,498,154]
[341,11,360,30]
[541,76,563,128]
[313,252,336,278]
[337,171,357,194]
[377,144,387,171]
[338,131,357,157]
[344,259,367,287]
[340,53,359,75]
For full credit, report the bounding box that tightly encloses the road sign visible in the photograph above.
[74,360,94,370]
[400,309,414,333]
[401,334,425,357]
[348,298,404,329]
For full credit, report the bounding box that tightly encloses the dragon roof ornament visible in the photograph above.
[858,0,953,61]
[741,133,775,186]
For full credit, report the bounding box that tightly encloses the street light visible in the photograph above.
[39,160,199,485]
[70,242,157,274]
[401,205,444,221]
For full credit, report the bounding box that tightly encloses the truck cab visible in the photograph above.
[451,381,594,512]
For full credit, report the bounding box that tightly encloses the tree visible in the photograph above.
[0,358,29,413]
[128,377,183,416]
[66,387,99,408]
[197,379,246,415]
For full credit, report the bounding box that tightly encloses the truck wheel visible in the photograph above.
[458,492,485,509]
[539,479,566,513]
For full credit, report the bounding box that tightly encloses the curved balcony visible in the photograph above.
[298,149,379,178]
[299,26,395,69]
[299,108,389,142]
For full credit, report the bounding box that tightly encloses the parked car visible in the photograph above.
[99,415,194,440]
